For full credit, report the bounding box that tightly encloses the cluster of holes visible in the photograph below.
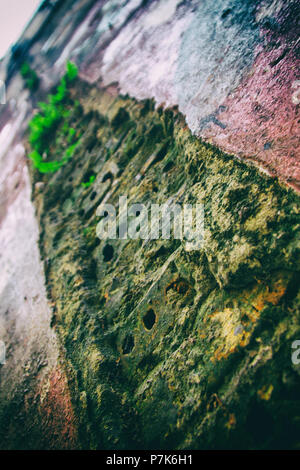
[143,308,156,330]
[121,308,157,356]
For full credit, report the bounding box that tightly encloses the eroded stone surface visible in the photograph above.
[1,0,297,187]
[0,0,299,450]
[84,0,300,188]
[29,80,300,449]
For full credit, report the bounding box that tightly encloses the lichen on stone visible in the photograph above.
[29,78,300,450]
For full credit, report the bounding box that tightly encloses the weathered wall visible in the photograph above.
[31,81,300,449]
[0,83,77,449]
[3,0,299,187]
[0,0,299,449]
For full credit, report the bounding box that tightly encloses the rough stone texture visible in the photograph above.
[1,0,298,187]
[67,0,300,189]
[29,81,300,449]
[0,0,299,450]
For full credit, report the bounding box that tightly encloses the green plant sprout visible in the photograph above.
[28,61,80,173]
[20,62,40,91]
[81,175,96,188]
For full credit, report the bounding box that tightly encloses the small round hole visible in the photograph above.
[102,172,114,183]
[221,8,231,19]
[122,334,134,354]
[163,161,174,173]
[143,308,156,330]
[82,170,96,184]
[103,244,114,262]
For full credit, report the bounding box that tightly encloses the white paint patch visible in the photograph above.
[255,0,284,22]
[0,160,58,387]
[292,80,300,105]
[0,98,27,162]
[55,2,101,69]
[144,0,181,28]
[97,0,142,34]
[0,79,5,104]
[0,124,12,157]
[101,11,191,108]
